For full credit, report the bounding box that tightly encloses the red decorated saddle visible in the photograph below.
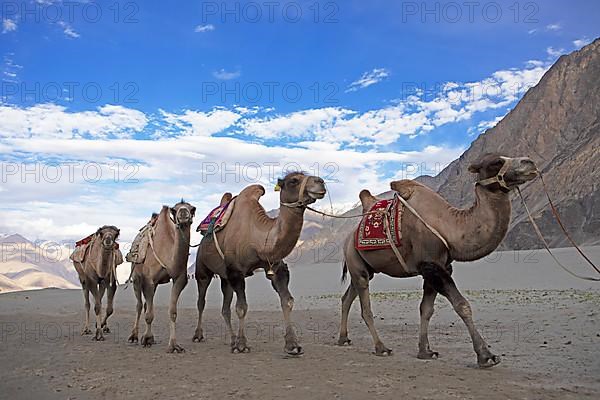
[75,234,93,247]
[355,196,403,251]
[75,234,119,249]
[197,197,236,234]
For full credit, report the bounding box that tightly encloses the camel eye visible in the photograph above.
[290,178,299,184]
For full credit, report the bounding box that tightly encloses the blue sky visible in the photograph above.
[0,0,598,244]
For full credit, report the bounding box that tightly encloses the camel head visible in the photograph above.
[277,171,326,208]
[170,200,196,228]
[96,225,120,250]
[469,154,538,192]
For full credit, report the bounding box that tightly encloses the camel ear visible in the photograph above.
[468,163,482,173]
[277,178,284,188]
[170,207,177,220]
[190,206,196,217]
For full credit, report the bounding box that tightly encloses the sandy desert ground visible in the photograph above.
[1,247,599,400]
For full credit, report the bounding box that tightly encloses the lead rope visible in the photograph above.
[213,229,225,260]
[148,226,171,270]
[538,174,600,276]
[517,186,600,281]
[382,202,408,270]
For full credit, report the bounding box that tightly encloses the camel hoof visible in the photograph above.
[285,346,304,356]
[93,329,105,342]
[337,337,352,346]
[192,329,204,343]
[128,333,139,343]
[81,328,92,336]
[141,335,154,347]
[232,346,251,354]
[102,326,110,333]
[167,343,185,354]
[478,354,501,368]
[374,343,392,356]
[192,334,205,343]
[231,337,250,354]
[417,350,439,360]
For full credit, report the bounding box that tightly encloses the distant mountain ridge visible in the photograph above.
[0,233,78,293]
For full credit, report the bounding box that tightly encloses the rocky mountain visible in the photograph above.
[0,234,79,293]
[300,38,600,257]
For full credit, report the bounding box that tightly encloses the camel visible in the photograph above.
[338,154,538,367]
[72,226,123,341]
[193,171,326,354]
[128,200,196,353]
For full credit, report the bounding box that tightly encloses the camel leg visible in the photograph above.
[81,285,93,335]
[230,275,250,353]
[192,263,213,343]
[128,275,143,343]
[220,278,236,346]
[166,274,188,353]
[141,280,157,347]
[337,283,357,346]
[88,283,105,341]
[270,263,302,355]
[421,262,500,368]
[101,280,117,333]
[354,276,392,356]
[417,280,439,359]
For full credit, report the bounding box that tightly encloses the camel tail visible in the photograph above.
[341,261,348,284]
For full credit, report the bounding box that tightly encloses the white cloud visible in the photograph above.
[239,63,548,147]
[159,108,241,136]
[346,68,390,92]
[195,24,215,33]
[546,23,561,31]
[213,69,241,80]
[527,29,538,35]
[467,115,505,136]
[525,60,545,68]
[240,107,354,139]
[546,46,565,58]
[2,19,17,33]
[573,37,592,48]
[57,21,80,38]
[0,129,464,243]
[0,104,148,139]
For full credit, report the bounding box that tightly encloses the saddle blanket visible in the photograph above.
[71,233,120,263]
[197,197,236,235]
[355,196,403,251]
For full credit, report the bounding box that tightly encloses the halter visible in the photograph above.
[280,175,312,209]
[170,205,193,228]
[476,156,513,192]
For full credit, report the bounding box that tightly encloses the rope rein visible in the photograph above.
[308,170,598,282]
[189,166,598,282]
[538,174,600,276]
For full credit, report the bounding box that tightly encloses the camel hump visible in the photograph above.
[359,189,378,213]
[220,192,233,206]
[390,179,426,199]
[239,184,265,201]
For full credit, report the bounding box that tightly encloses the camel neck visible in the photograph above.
[266,205,305,261]
[448,185,512,262]
[93,240,113,279]
[172,225,191,269]
[155,208,190,271]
